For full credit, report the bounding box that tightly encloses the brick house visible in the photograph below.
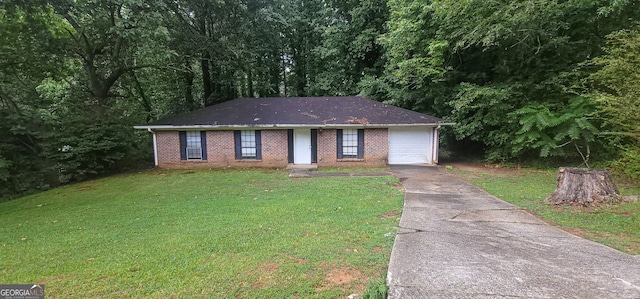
[134,97,453,169]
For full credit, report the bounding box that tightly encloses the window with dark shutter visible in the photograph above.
[200,131,207,160]
[336,129,343,159]
[179,131,187,160]
[180,131,206,160]
[357,129,364,159]
[337,129,364,159]
[235,130,261,159]
[311,129,318,163]
[234,131,242,159]
[186,131,203,159]
[255,130,262,160]
[342,129,359,158]
[287,129,294,163]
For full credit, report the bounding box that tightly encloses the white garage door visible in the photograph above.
[388,127,433,164]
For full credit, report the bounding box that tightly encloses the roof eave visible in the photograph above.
[134,122,454,130]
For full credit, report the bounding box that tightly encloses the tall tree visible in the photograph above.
[379,0,640,161]
[589,25,640,178]
[0,5,67,197]
[240,0,287,97]
[0,0,395,199]
[311,0,389,96]
[49,0,169,118]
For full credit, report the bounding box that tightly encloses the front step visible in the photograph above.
[286,164,318,171]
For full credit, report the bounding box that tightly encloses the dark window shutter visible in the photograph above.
[336,129,343,159]
[287,129,294,163]
[234,131,242,159]
[357,129,364,159]
[255,130,262,160]
[311,129,318,163]
[200,131,207,160]
[179,131,187,160]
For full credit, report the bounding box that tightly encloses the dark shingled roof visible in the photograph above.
[137,96,451,128]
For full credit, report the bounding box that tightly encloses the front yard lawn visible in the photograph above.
[448,164,640,255]
[0,169,403,298]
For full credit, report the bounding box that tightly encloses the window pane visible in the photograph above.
[242,148,256,156]
[186,131,202,159]
[342,129,358,157]
[241,130,257,158]
[186,131,201,148]
[186,147,202,159]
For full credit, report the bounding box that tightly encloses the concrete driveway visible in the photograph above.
[387,165,640,299]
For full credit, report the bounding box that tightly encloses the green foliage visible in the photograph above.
[308,0,389,96]
[590,26,640,137]
[36,75,149,184]
[362,277,388,299]
[511,96,598,159]
[44,122,136,183]
[0,5,68,199]
[0,112,55,200]
[4,0,640,199]
[588,24,640,178]
[0,1,168,198]
[447,83,519,161]
[1,0,393,200]
[610,147,640,181]
[378,0,640,161]
[374,1,449,115]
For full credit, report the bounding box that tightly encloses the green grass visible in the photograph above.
[0,169,403,298]
[449,166,640,255]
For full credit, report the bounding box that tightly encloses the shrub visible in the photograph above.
[611,146,640,180]
[362,278,388,299]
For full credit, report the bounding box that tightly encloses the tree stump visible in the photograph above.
[544,168,621,206]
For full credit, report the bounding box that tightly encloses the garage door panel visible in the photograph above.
[389,128,432,164]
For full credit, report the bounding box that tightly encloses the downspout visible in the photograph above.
[433,126,440,165]
[148,128,158,166]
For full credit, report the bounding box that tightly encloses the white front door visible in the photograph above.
[294,129,312,164]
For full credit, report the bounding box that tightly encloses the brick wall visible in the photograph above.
[316,128,388,167]
[156,131,181,166]
[363,128,389,166]
[155,130,289,169]
[154,128,388,169]
[257,130,289,167]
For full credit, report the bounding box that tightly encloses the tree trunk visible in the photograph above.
[247,63,254,98]
[131,72,152,122]
[544,168,621,206]
[201,53,213,105]
[183,58,196,111]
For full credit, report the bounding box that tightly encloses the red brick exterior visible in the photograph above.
[316,128,388,167]
[155,130,289,168]
[154,128,388,169]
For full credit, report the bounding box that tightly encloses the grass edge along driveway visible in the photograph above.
[447,164,640,256]
[0,169,404,298]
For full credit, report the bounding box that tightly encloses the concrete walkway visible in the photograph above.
[287,166,392,178]
[387,165,640,298]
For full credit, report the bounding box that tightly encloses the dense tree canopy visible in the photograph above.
[377,0,639,161]
[589,24,640,179]
[1,0,639,199]
[0,0,389,199]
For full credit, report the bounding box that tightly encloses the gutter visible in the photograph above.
[133,122,456,130]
